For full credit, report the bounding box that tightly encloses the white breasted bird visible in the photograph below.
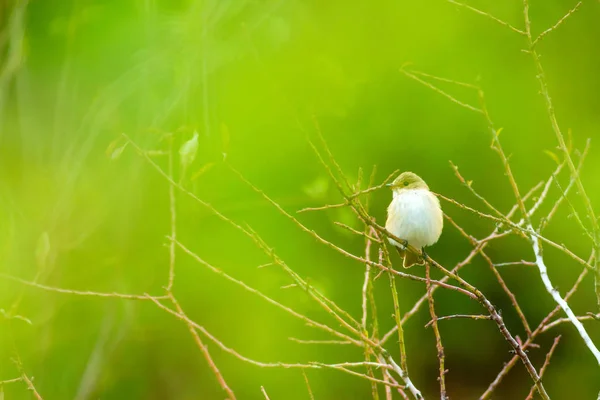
[385,172,443,268]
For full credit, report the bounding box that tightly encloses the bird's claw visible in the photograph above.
[421,247,428,261]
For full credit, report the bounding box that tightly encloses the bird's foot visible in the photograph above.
[421,247,429,262]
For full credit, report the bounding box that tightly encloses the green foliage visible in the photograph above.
[1,0,599,399]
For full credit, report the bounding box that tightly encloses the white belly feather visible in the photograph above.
[385,189,443,249]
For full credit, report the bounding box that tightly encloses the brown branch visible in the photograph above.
[480,255,591,399]
[524,336,562,400]
[13,355,43,400]
[426,263,447,399]
[168,293,236,399]
[478,248,532,337]
[425,314,492,328]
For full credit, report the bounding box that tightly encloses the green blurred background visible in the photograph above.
[1,0,599,398]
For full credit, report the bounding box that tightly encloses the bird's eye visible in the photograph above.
[403,181,409,186]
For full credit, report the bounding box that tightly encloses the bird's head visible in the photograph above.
[387,171,429,191]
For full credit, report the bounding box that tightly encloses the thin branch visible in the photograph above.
[532,1,582,47]
[540,313,600,333]
[0,273,167,301]
[447,0,526,35]
[493,261,536,267]
[400,68,483,113]
[168,293,235,399]
[426,263,447,399]
[288,338,352,345]
[13,356,43,400]
[261,386,270,400]
[479,248,532,336]
[174,239,362,346]
[166,140,177,291]
[297,201,347,213]
[524,336,561,400]
[302,370,315,400]
[0,377,22,386]
[425,314,492,328]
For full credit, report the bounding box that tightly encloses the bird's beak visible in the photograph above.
[386,183,393,187]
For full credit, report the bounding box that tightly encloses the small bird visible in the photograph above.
[385,172,443,268]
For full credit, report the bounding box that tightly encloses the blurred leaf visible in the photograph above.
[106,137,127,159]
[544,150,560,165]
[110,143,128,160]
[303,176,329,200]
[179,131,199,169]
[35,231,50,269]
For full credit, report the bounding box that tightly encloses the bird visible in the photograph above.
[385,171,443,268]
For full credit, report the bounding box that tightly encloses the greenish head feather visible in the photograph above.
[388,171,429,191]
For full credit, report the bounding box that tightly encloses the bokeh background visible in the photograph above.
[1,0,599,398]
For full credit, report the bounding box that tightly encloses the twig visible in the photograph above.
[335,222,381,242]
[362,231,373,330]
[400,68,483,113]
[425,314,491,328]
[446,0,526,35]
[289,338,352,345]
[166,141,177,292]
[0,377,22,385]
[540,313,600,333]
[540,140,590,232]
[261,386,270,400]
[148,295,387,374]
[174,239,362,346]
[492,261,536,267]
[302,370,315,400]
[0,273,167,300]
[532,2,582,47]
[479,248,532,336]
[168,294,236,399]
[297,202,347,213]
[524,336,562,400]
[426,262,447,399]
[13,355,43,400]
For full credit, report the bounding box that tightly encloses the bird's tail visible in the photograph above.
[393,246,423,268]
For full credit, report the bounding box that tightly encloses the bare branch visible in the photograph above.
[532,2,582,47]
[447,0,526,35]
[524,336,561,400]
